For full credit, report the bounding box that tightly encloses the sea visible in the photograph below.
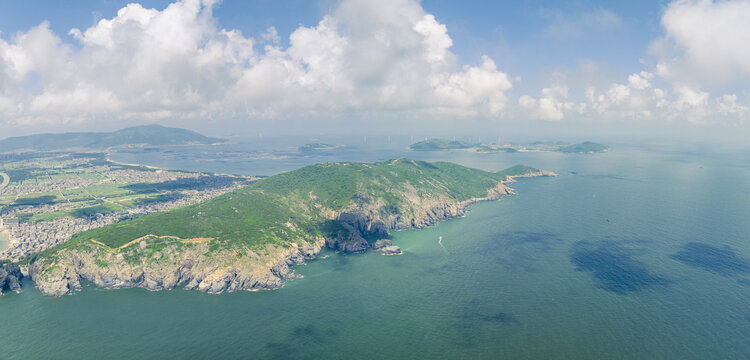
[2,137,750,359]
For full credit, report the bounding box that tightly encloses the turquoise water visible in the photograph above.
[3,144,750,359]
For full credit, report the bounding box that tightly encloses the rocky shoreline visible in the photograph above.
[29,239,325,297]
[25,170,556,297]
[0,262,23,296]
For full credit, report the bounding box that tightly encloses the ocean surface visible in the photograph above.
[2,138,750,359]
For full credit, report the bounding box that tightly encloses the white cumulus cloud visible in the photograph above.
[519,85,584,121]
[0,0,514,130]
[654,0,750,87]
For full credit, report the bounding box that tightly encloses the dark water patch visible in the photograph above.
[419,261,468,277]
[738,278,750,287]
[453,305,519,348]
[462,311,519,325]
[583,174,627,180]
[502,231,561,250]
[493,231,562,273]
[496,257,538,273]
[330,254,353,272]
[292,324,316,338]
[264,342,313,360]
[265,323,340,359]
[571,241,670,294]
[671,243,750,277]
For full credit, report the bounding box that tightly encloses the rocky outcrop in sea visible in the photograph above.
[0,262,23,296]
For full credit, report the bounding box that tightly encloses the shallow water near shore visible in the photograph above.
[3,141,750,359]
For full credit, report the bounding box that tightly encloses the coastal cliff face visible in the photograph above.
[27,160,556,296]
[0,262,23,296]
[329,181,514,249]
[30,238,325,297]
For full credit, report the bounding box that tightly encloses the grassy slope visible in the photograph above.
[35,159,540,260]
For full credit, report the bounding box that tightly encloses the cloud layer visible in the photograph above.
[0,0,748,133]
[0,0,512,129]
[519,0,750,126]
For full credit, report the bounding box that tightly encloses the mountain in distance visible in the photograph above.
[0,125,223,152]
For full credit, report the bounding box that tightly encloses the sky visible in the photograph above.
[0,0,748,140]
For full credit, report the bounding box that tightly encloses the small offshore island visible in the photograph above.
[409,139,609,154]
[8,158,553,297]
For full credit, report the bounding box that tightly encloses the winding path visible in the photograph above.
[0,172,9,190]
[91,234,214,250]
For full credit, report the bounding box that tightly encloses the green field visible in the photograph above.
[0,152,238,229]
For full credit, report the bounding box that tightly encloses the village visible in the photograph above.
[0,153,255,260]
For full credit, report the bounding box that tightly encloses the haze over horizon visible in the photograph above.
[0,0,749,143]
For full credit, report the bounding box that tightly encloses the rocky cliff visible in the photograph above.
[29,237,326,297]
[0,262,23,296]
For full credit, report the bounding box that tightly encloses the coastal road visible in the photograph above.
[0,172,9,190]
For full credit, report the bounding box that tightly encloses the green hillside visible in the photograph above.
[35,159,542,258]
[0,125,222,152]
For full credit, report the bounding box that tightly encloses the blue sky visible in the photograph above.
[0,0,665,87]
[0,0,748,138]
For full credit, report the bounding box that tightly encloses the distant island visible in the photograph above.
[298,143,343,152]
[555,141,609,153]
[408,139,476,151]
[409,139,609,154]
[26,159,555,296]
[0,125,223,152]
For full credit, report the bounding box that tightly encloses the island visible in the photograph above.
[409,139,609,154]
[555,141,610,153]
[298,143,343,152]
[0,124,223,152]
[408,139,474,151]
[22,159,555,296]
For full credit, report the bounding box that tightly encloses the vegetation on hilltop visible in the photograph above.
[34,159,543,259]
